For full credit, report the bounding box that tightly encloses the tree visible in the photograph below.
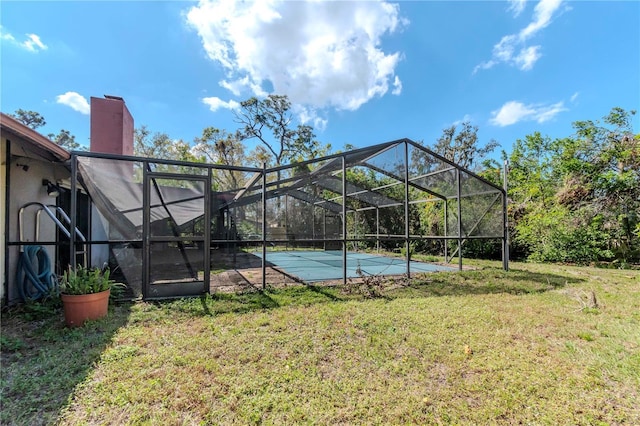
[246,145,272,168]
[551,108,639,262]
[134,126,196,161]
[9,109,46,129]
[234,95,329,166]
[508,132,555,208]
[10,109,84,150]
[134,125,202,178]
[410,122,501,258]
[193,127,244,166]
[234,94,331,227]
[432,121,499,170]
[48,129,82,151]
[507,107,639,264]
[135,126,172,159]
[553,107,638,208]
[193,127,246,190]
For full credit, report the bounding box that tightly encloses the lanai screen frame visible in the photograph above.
[69,138,508,299]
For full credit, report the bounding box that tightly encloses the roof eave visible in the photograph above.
[0,112,71,162]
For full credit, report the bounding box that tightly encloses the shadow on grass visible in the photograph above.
[158,266,586,319]
[307,284,342,301]
[0,302,132,426]
[157,290,283,317]
[390,268,583,299]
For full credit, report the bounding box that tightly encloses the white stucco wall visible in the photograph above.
[5,139,69,304]
[1,138,6,304]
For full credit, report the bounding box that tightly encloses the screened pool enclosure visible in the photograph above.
[69,138,507,299]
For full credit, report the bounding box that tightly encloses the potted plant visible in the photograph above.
[60,265,114,327]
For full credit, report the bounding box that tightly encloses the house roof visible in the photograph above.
[0,112,70,162]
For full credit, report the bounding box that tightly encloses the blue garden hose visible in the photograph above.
[16,246,58,301]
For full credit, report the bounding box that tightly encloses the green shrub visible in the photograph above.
[60,266,114,295]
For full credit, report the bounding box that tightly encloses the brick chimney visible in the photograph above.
[90,95,134,155]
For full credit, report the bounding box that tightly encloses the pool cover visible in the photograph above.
[255,250,457,282]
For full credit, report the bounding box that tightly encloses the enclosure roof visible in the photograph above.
[72,137,505,236]
[228,138,504,209]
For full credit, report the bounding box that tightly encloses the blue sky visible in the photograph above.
[1,0,638,161]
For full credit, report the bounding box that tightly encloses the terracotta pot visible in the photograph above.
[61,289,110,327]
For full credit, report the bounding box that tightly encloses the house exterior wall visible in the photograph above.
[4,137,69,304]
[1,138,6,303]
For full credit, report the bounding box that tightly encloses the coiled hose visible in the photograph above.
[16,246,58,301]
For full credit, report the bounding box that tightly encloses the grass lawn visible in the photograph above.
[1,261,639,425]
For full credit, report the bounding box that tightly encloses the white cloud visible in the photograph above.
[56,92,90,115]
[0,26,48,52]
[489,100,567,126]
[294,105,329,131]
[520,0,563,40]
[570,92,579,103]
[219,76,255,97]
[0,29,15,42]
[514,45,542,71]
[391,75,402,96]
[475,0,565,73]
[202,97,240,112]
[453,114,473,126]
[473,60,496,74]
[22,34,47,52]
[508,0,527,17]
[186,0,406,117]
